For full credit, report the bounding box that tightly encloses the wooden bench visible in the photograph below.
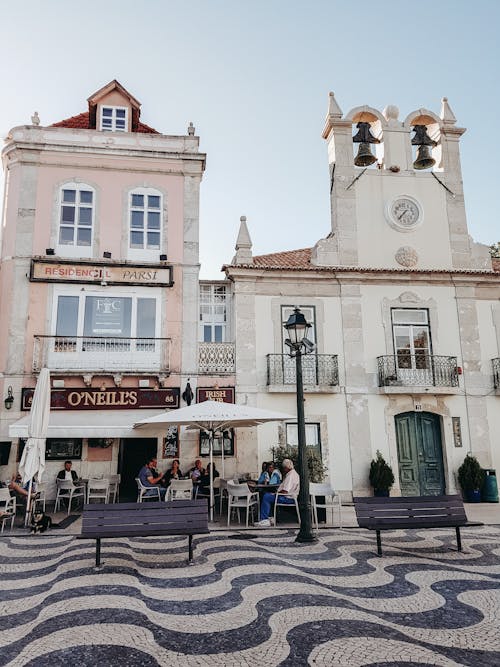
[353,494,478,556]
[78,499,209,568]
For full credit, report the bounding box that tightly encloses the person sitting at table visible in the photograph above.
[189,459,205,483]
[138,456,167,499]
[8,471,35,498]
[266,461,282,485]
[257,462,269,484]
[255,458,299,527]
[162,459,183,488]
[56,460,79,483]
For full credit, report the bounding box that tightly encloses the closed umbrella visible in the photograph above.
[134,400,293,521]
[19,368,51,525]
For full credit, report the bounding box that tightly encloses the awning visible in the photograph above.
[9,409,166,439]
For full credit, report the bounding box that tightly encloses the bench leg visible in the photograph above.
[95,537,102,569]
[376,530,382,557]
[188,535,193,563]
[456,526,462,552]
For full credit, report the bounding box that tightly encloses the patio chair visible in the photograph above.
[33,482,47,513]
[227,481,259,528]
[0,488,16,533]
[309,482,342,530]
[195,477,221,510]
[87,478,110,504]
[167,479,193,501]
[107,474,121,503]
[135,477,161,502]
[273,493,301,525]
[54,479,86,515]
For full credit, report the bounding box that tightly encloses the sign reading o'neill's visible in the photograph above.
[30,258,173,287]
[22,387,180,411]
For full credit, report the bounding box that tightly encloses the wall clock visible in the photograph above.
[386,196,423,232]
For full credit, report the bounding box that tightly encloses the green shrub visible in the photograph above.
[457,454,484,492]
[369,450,395,492]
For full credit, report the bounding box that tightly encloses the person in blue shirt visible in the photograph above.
[266,462,282,485]
[138,456,167,499]
[257,462,269,484]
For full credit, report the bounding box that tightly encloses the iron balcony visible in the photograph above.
[377,354,459,388]
[198,342,236,375]
[267,354,339,387]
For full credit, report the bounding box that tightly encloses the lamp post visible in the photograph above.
[284,307,316,543]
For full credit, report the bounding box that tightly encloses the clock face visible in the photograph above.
[387,196,422,231]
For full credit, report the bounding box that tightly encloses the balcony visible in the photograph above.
[198,342,235,375]
[377,354,459,394]
[493,358,500,394]
[33,335,171,373]
[267,354,339,392]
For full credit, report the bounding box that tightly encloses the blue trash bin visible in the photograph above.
[483,469,499,503]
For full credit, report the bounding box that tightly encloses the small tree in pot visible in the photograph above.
[457,454,484,502]
[369,450,395,497]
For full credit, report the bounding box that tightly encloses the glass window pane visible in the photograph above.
[147,211,160,229]
[131,211,144,228]
[412,327,429,350]
[147,232,160,248]
[115,119,126,130]
[203,325,212,342]
[131,194,144,208]
[61,206,75,223]
[77,228,91,245]
[148,195,160,208]
[84,297,132,336]
[116,109,126,118]
[130,231,143,247]
[214,326,223,342]
[56,296,79,336]
[102,108,112,117]
[80,190,93,204]
[79,208,92,224]
[137,299,156,338]
[59,227,74,244]
[63,190,76,203]
[392,309,428,324]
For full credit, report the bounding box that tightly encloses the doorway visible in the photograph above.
[119,438,158,501]
[395,412,445,496]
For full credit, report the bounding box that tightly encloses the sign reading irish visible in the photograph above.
[22,387,180,411]
[196,387,234,403]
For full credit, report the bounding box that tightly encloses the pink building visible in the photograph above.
[0,80,216,499]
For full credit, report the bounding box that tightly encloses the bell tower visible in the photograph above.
[312,93,491,270]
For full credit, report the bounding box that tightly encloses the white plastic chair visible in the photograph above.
[227,481,259,528]
[167,479,193,500]
[0,488,16,533]
[135,477,161,502]
[273,493,301,525]
[33,482,47,513]
[54,479,86,515]
[107,474,121,503]
[87,478,110,504]
[309,482,342,529]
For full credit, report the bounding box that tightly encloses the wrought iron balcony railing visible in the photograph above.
[377,354,459,387]
[33,335,171,373]
[493,358,500,389]
[267,354,339,387]
[198,342,235,374]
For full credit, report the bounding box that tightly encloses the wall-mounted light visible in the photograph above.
[159,254,167,261]
[45,248,55,256]
[4,386,14,410]
[103,251,112,259]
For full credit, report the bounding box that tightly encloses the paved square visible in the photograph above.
[1,526,500,665]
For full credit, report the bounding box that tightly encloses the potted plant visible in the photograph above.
[457,454,484,502]
[369,450,395,497]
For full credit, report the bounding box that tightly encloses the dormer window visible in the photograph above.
[100,106,128,132]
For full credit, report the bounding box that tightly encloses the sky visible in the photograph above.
[1,0,499,277]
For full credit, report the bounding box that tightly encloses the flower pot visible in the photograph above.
[374,489,390,497]
[465,489,482,503]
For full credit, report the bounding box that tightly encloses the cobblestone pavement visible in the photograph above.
[1,525,500,666]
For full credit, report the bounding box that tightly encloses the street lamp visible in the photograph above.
[284,307,316,543]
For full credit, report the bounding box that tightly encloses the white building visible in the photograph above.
[224,95,500,499]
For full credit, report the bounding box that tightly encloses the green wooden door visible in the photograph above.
[395,412,444,496]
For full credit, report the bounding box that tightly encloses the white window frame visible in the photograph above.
[391,308,432,371]
[286,422,322,458]
[127,187,164,261]
[100,105,128,132]
[56,183,95,259]
[199,284,228,342]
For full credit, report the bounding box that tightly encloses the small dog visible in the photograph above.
[30,512,52,534]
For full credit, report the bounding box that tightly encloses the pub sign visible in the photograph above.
[196,387,234,404]
[22,387,180,411]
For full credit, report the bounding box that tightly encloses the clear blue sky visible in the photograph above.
[1,0,498,277]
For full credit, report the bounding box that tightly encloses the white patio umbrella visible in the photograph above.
[19,368,51,525]
[134,400,293,521]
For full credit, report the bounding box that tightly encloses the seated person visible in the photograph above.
[189,459,205,484]
[162,459,183,487]
[138,456,167,499]
[199,462,219,491]
[257,462,269,484]
[266,461,282,486]
[56,460,79,483]
[8,472,32,498]
[256,458,300,527]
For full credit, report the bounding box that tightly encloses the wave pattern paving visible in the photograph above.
[1,526,500,666]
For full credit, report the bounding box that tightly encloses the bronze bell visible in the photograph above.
[413,144,436,170]
[354,142,377,167]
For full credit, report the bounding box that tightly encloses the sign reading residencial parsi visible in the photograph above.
[30,259,173,287]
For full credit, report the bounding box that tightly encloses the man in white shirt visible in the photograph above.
[256,458,300,527]
[56,461,79,483]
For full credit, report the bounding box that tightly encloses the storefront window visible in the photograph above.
[199,429,234,456]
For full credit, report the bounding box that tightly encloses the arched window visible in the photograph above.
[58,183,94,249]
[129,188,162,251]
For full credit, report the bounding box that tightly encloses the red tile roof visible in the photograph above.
[253,248,312,269]
[51,111,159,134]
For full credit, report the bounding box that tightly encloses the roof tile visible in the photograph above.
[253,248,312,269]
[51,111,159,134]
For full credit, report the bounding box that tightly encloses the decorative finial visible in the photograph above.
[327,92,343,118]
[440,97,457,125]
[31,111,40,126]
[383,105,399,123]
[233,215,253,265]
[188,122,195,136]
